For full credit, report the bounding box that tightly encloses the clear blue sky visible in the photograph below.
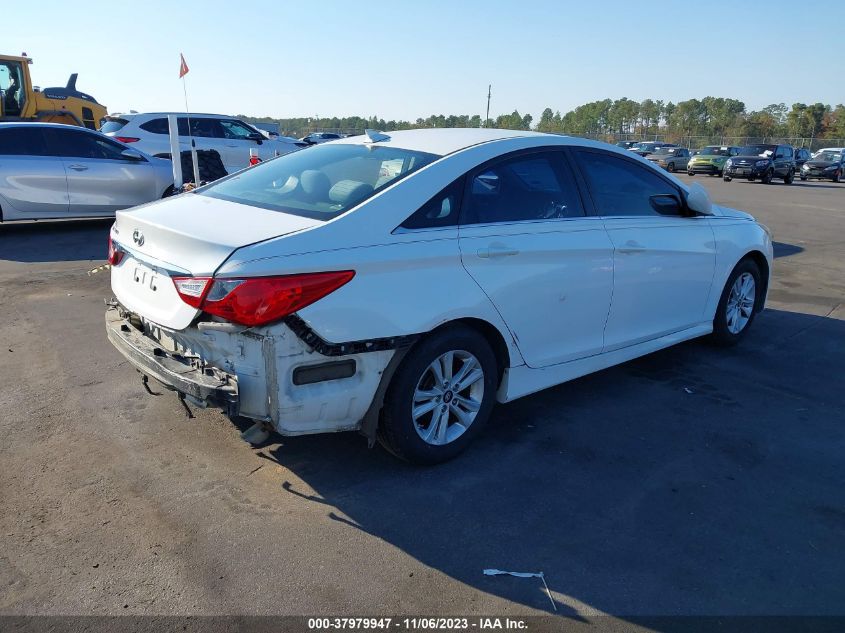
[7,0,844,121]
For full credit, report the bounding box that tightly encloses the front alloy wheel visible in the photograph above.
[725,273,756,334]
[711,258,762,346]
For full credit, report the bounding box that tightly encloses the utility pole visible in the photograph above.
[486,84,491,128]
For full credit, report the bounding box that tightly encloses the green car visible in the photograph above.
[687,146,741,177]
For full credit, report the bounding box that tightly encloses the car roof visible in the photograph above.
[817,147,845,151]
[106,112,243,119]
[0,122,101,131]
[331,128,556,155]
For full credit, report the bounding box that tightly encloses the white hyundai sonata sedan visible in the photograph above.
[106,128,772,463]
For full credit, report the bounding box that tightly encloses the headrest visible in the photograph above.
[329,180,374,206]
[300,170,331,196]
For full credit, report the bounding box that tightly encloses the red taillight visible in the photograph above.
[171,272,354,327]
[115,136,140,143]
[107,237,125,265]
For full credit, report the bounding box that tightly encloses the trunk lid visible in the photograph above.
[110,193,321,330]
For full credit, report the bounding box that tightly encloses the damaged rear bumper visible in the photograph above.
[105,307,239,415]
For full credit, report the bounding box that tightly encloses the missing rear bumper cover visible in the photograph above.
[284,313,418,356]
[292,360,357,386]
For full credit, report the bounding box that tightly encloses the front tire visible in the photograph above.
[800,174,807,181]
[723,175,732,182]
[833,169,841,183]
[378,325,498,464]
[761,169,774,184]
[784,169,794,184]
[667,162,676,173]
[710,258,762,346]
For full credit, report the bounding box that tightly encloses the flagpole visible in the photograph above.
[180,54,200,186]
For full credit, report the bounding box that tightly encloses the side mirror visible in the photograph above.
[247,132,264,144]
[686,182,713,216]
[472,170,500,195]
[649,194,683,215]
[120,148,144,161]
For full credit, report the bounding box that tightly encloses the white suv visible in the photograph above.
[100,112,302,175]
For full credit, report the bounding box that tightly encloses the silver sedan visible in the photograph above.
[0,122,174,221]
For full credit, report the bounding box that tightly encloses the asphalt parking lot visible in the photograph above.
[1,176,843,621]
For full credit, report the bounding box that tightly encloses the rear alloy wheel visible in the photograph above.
[379,325,497,464]
[710,259,762,346]
[784,169,794,184]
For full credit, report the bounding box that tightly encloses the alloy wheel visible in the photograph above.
[726,272,756,334]
[412,350,485,446]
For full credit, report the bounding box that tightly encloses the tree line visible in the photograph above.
[239,98,845,141]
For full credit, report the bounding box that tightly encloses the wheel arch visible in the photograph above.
[430,317,512,387]
[740,250,770,311]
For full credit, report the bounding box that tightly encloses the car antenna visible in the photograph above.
[364,129,390,144]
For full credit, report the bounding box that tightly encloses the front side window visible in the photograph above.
[462,151,584,224]
[200,143,439,221]
[219,119,258,139]
[575,149,682,217]
[0,127,48,155]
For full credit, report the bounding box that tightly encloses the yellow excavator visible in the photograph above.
[0,53,106,129]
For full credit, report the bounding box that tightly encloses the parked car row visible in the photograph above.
[618,139,843,184]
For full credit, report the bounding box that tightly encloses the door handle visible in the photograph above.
[68,164,88,171]
[617,240,646,254]
[477,244,520,259]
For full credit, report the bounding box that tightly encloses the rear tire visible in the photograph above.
[784,169,794,184]
[710,258,762,347]
[667,162,676,173]
[378,325,498,464]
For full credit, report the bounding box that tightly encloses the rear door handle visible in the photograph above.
[477,244,520,259]
[617,240,646,254]
[68,164,88,171]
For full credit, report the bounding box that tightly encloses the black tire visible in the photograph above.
[761,169,774,184]
[161,185,176,198]
[710,258,763,347]
[667,162,676,173]
[800,175,807,181]
[723,175,732,182]
[378,325,498,464]
[833,170,841,183]
[687,171,695,176]
[784,169,794,184]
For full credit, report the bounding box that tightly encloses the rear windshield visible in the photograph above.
[200,143,440,221]
[99,117,128,133]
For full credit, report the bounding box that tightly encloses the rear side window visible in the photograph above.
[0,127,48,155]
[575,150,681,217]
[401,179,464,230]
[462,151,584,224]
[139,118,169,134]
[43,128,135,160]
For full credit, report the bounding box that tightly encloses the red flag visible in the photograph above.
[179,53,189,78]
